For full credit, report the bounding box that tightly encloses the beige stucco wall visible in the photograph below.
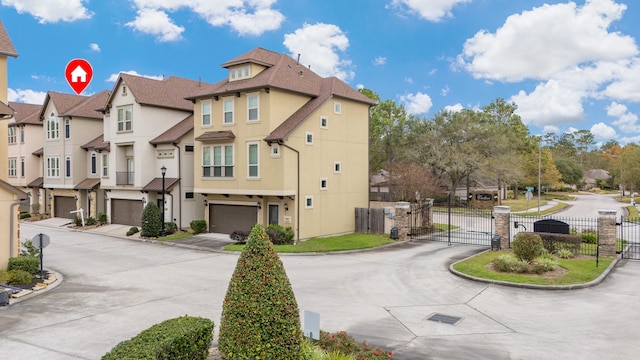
[0,56,8,181]
[0,191,22,269]
[7,124,43,188]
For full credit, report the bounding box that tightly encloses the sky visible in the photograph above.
[2,0,640,145]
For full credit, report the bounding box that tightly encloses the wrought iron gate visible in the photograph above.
[620,217,640,260]
[411,200,493,246]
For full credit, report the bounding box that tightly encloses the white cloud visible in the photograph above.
[441,85,450,96]
[459,0,635,82]
[372,56,386,66]
[443,103,463,112]
[511,79,585,126]
[404,77,413,84]
[400,91,432,115]
[388,0,471,22]
[542,125,560,134]
[607,101,627,117]
[106,71,165,82]
[129,0,284,37]
[126,8,184,42]
[590,122,617,139]
[1,0,93,23]
[283,23,354,81]
[606,101,640,133]
[8,88,46,104]
[89,43,100,52]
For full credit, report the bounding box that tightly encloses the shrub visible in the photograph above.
[557,248,574,259]
[266,224,295,245]
[580,230,598,244]
[86,216,97,226]
[512,232,544,262]
[492,254,528,273]
[318,331,392,359]
[126,226,139,236]
[102,315,214,360]
[8,256,39,275]
[536,232,581,254]
[97,212,108,225]
[190,220,207,234]
[7,269,33,285]
[165,221,177,235]
[20,240,40,257]
[531,256,558,274]
[219,224,303,359]
[230,230,249,244]
[74,216,83,226]
[141,203,162,237]
[19,211,31,219]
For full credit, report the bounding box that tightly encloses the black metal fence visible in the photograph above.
[412,200,494,246]
[620,217,640,260]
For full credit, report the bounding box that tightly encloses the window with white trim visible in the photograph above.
[64,118,71,139]
[202,144,234,178]
[8,126,16,144]
[270,144,280,158]
[202,100,211,126]
[20,126,24,143]
[320,116,328,129]
[305,132,314,145]
[47,157,60,178]
[117,105,133,132]
[8,158,16,177]
[247,93,259,122]
[102,154,108,177]
[223,98,234,124]
[320,177,328,190]
[47,112,59,140]
[334,161,341,173]
[20,157,25,177]
[305,195,314,209]
[248,142,259,178]
[334,102,342,114]
[65,156,71,178]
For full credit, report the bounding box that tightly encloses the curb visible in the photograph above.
[2,269,64,307]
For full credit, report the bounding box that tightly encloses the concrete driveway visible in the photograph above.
[1,221,640,359]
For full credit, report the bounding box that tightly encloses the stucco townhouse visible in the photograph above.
[7,101,43,213]
[98,73,208,230]
[40,90,110,221]
[186,47,375,240]
[0,20,28,269]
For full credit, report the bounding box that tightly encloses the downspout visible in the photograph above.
[173,143,182,229]
[281,142,300,242]
[10,200,22,258]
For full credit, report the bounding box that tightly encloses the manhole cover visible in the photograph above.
[426,313,462,325]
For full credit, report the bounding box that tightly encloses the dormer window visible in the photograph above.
[229,65,251,81]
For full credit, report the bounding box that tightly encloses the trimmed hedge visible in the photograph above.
[141,203,162,237]
[8,256,39,275]
[535,232,581,254]
[101,315,214,360]
[190,220,207,234]
[512,232,543,262]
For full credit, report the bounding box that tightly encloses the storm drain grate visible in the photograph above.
[426,313,462,325]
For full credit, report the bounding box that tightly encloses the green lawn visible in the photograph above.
[224,233,395,252]
[156,231,195,241]
[452,250,614,286]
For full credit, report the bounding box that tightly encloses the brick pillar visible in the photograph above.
[598,210,617,257]
[493,205,511,250]
[395,202,411,241]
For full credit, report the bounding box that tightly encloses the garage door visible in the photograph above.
[111,199,143,227]
[209,204,257,234]
[54,196,76,219]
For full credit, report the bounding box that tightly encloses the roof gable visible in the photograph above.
[0,20,18,58]
[39,91,109,121]
[9,102,41,125]
[150,114,194,145]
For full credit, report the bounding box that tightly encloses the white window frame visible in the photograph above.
[47,113,59,140]
[20,157,25,177]
[20,126,24,143]
[47,156,60,178]
[102,154,109,177]
[320,177,328,190]
[201,100,211,126]
[305,195,314,209]
[247,93,259,122]
[8,158,16,177]
[247,142,259,178]
[64,118,71,139]
[334,101,342,114]
[8,126,16,144]
[223,98,234,125]
[65,156,72,178]
[117,105,133,132]
[334,161,341,174]
[270,144,281,158]
[202,144,234,178]
[320,116,328,129]
[305,132,314,145]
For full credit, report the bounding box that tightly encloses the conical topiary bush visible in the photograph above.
[218,224,302,359]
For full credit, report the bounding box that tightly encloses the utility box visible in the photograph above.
[390,227,399,240]
[491,234,501,250]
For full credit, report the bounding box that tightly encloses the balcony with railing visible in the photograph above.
[116,171,134,185]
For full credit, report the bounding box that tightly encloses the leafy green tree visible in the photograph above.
[554,157,584,187]
[140,202,162,237]
[219,224,302,359]
[574,129,596,167]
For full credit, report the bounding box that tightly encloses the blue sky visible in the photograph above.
[3,0,640,144]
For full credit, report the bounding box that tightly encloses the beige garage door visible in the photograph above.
[111,199,143,227]
[209,204,257,234]
[54,196,76,219]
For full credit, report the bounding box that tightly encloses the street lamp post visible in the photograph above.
[538,138,542,214]
[161,165,166,237]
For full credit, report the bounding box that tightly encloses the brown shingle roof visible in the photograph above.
[9,102,41,125]
[150,114,193,145]
[111,74,209,112]
[40,90,108,121]
[0,100,13,118]
[81,134,110,152]
[0,179,27,199]
[75,178,101,190]
[143,178,180,192]
[0,20,18,58]
[195,130,236,142]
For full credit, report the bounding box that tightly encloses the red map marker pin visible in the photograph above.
[65,59,93,95]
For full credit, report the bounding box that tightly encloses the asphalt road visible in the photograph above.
[555,193,627,218]
[1,210,640,359]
